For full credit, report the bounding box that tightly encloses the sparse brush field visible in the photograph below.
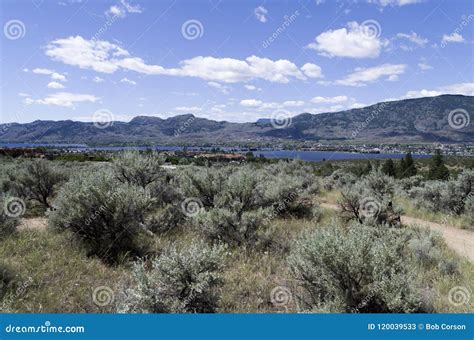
[0,153,473,313]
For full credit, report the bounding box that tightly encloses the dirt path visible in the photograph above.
[320,202,474,262]
[18,217,48,231]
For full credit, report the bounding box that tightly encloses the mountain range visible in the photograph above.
[1,95,472,145]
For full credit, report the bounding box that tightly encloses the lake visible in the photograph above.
[0,143,433,162]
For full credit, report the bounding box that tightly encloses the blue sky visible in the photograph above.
[1,0,473,124]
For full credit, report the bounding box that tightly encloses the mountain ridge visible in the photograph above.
[1,95,473,145]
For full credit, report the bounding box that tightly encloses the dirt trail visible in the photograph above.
[18,217,48,231]
[320,202,474,262]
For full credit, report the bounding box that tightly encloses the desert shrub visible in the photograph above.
[146,204,185,234]
[49,170,154,264]
[0,262,15,301]
[395,175,425,196]
[0,196,18,240]
[289,224,432,313]
[338,171,401,226]
[409,170,473,216]
[2,159,66,210]
[119,241,226,313]
[322,169,357,191]
[113,151,165,188]
[466,197,474,223]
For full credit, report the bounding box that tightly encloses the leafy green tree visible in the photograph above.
[381,159,396,177]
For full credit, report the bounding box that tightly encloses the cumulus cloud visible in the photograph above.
[418,62,433,71]
[47,81,65,89]
[306,22,384,58]
[403,83,474,98]
[120,77,137,85]
[240,99,305,111]
[336,63,406,86]
[441,33,465,44]
[254,6,268,23]
[301,63,324,78]
[93,76,105,83]
[367,0,423,6]
[244,85,262,91]
[207,81,230,94]
[32,68,67,82]
[396,32,428,50]
[175,106,203,112]
[25,92,99,108]
[45,36,313,84]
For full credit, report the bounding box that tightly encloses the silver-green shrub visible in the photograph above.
[114,151,165,188]
[49,170,154,263]
[0,195,17,240]
[120,241,226,313]
[289,224,433,313]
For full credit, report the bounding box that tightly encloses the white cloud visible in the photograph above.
[207,81,230,94]
[45,36,311,84]
[311,95,348,104]
[120,77,137,85]
[93,76,105,83]
[336,63,406,86]
[403,83,474,98]
[105,0,142,19]
[306,22,384,58]
[240,99,305,111]
[301,63,324,78]
[418,62,433,71]
[240,99,263,108]
[47,81,65,89]
[32,68,67,82]
[396,32,428,50]
[441,33,465,44]
[254,6,268,23]
[26,92,99,108]
[244,85,262,91]
[367,0,422,6]
[18,92,30,97]
[175,106,202,112]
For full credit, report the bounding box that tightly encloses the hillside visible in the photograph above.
[0,95,472,145]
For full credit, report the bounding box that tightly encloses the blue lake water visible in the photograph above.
[0,143,432,162]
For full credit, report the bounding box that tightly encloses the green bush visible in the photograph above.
[289,224,433,313]
[120,241,226,313]
[114,151,165,188]
[3,159,66,210]
[49,171,154,264]
[0,195,18,240]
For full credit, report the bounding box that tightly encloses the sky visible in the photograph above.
[1,0,473,124]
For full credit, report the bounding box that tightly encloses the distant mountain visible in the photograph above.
[1,95,472,145]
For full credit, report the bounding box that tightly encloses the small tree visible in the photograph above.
[49,171,153,263]
[428,150,449,180]
[114,151,165,188]
[3,159,66,210]
[120,241,226,313]
[404,153,417,177]
[381,159,396,177]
